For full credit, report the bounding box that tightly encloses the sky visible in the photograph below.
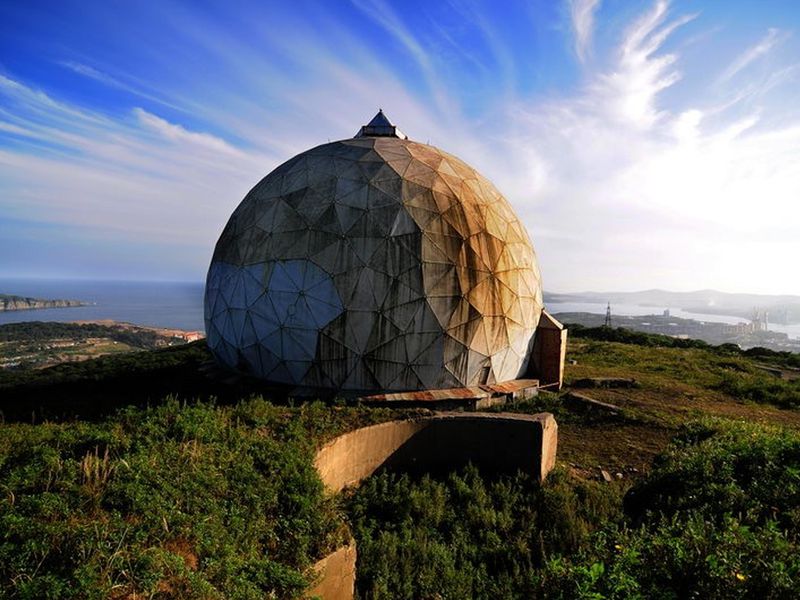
[0,0,799,294]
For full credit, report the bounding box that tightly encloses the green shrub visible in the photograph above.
[348,465,623,599]
[625,419,800,532]
[350,419,800,599]
[542,419,800,599]
[566,324,711,350]
[568,324,800,369]
[713,373,800,409]
[0,398,347,599]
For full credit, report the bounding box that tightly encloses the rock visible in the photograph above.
[615,472,623,480]
[600,469,612,483]
[572,377,637,389]
[564,392,620,413]
[754,364,783,378]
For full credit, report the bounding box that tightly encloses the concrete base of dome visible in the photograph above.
[200,312,567,402]
[357,378,540,410]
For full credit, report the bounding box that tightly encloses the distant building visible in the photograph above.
[751,308,769,332]
[181,332,204,342]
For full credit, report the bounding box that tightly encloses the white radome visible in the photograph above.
[205,112,543,392]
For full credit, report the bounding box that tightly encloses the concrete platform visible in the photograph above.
[357,378,540,409]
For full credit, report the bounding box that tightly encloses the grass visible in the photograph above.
[344,328,800,598]
[1,324,800,597]
[348,419,800,599]
[0,398,408,599]
[559,335,800,463]
[0,342,224,422]
[347,466,623,599]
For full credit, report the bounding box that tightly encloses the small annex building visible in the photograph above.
[204,111,566,394]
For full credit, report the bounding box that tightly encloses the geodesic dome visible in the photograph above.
[205,112,544,393]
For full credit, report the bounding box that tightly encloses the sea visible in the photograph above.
[1,279,799,340]
[0,279,205,332]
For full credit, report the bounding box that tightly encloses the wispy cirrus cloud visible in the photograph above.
[488,1,800,294]
[718,28,788,83]
[60,60,183,112]
[133,108,246,157]
[569,0,602,63]
[61,61,134,92]
[1,0,799,293]
[593,0,697,129]
[0,74,269,254]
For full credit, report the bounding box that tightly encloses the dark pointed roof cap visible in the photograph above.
[355,109,408,139]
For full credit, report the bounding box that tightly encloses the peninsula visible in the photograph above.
[0,293,87,311]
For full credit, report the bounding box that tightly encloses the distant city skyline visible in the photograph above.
[1,1,799,294]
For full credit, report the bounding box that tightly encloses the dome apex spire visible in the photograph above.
[355,109,407,139]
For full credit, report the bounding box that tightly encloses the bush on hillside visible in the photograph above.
[0,398,348,599]
[351,419,800,599]
[348,466,623,599]
[568,324,800,368]
[712,373,800,409]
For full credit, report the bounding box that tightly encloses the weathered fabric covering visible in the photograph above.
[205,136,543,392]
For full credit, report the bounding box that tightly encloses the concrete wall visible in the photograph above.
[314,412,558,494]
[306,541,357,600]
[310,412,557,598]
[314,419,428,492]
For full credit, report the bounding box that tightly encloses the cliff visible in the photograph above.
[0,294,86,311]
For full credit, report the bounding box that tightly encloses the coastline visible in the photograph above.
[68,319,205,342]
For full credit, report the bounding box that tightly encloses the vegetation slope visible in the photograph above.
[0,324,799,598]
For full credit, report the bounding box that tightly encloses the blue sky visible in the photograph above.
[1,0,799,294]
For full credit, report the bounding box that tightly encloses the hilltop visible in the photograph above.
[1,326,799,597]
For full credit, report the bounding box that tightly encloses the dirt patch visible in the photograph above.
[569,383,800,429]
[164,538,199,570]
[557,421,674,480]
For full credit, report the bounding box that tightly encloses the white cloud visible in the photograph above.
[61,61,129,90]
[719,28,787,83]
[133,107,245,157]
[591,1,696,129]
[349,0,457,116]
[60,61,183,112]
[1,1,799,294]
[570,0,602,63]
[0,76,271,261]
[483,3,800,295]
